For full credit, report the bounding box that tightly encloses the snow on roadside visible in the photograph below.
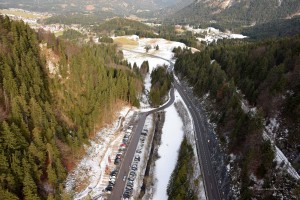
[173,90,206,200]
[131,114,155,199]
[64,107,134,199]
[153,92,185,200]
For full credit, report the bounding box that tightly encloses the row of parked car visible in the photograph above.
[123,155,140,199]
[105,169,118,192]
[106,125,133,194]
[114,126,133,165]
[123,127,148,199]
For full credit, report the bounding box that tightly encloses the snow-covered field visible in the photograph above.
[114,35,186,71]
[153,94,185,200]
[184,26,247,43]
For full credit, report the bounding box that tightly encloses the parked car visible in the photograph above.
[110,170,118,176]
[132,164,137,168]
[114,158,121,165]
[128,177,134,181]
[134,155,140,161]
[141,130,147,136]
[123,192,130,198]
[136,149,142,153]
[126,185,133,190]
[131,166,137,171]
[110,175,116,179]
[130,171,136,176]
[105,186,113,192]
[129,174,135,180]
[109,177,116,182]
[116,153,122,159]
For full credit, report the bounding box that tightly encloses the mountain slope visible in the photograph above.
[0,0,189,15]
[166,0,300,27]
[174,36,300,199]
[0,15,142,199]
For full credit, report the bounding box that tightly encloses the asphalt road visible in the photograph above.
[109,88,175,200]
[110,49,222,200]
[173,80,222,200]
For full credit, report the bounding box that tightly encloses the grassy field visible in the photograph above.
[113,37,139,46]
[55,31,64,37]
[0,9,49,19]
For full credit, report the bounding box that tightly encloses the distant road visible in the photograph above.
[110,49,222,200]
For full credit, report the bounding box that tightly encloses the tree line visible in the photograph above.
[174,36,300,199]
[0,15,142,199]
[149,66,172,107]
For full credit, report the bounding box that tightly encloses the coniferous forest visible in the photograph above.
[174,37,300,199]
[0,15,142,199]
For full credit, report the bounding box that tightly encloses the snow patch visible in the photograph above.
[153,97,185,200]
[263,132,300,180]
[185,26,247,44]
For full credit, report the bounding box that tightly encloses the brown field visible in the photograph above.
[113,37,139,46]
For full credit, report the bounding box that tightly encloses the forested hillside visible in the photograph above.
[241,16,300,40]
[42,13,117,26]
[93,18,156,37]
[0,15,142,199]
[166,0,300,29]
[174,37,300,199]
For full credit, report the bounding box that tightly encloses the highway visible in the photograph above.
[173,80,222,200]
[110,49,222,200]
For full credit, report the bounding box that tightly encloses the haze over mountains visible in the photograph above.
[3,0,300,29]
[0,0,190,15]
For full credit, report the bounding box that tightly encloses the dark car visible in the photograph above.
[128,177,134,181]
[141,130,147,136]
[123,192,130,198]
[105,186,113,191]
[110,170,118,176]
[114,158,121,165]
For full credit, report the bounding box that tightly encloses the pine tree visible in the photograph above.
[22,171,39,200]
